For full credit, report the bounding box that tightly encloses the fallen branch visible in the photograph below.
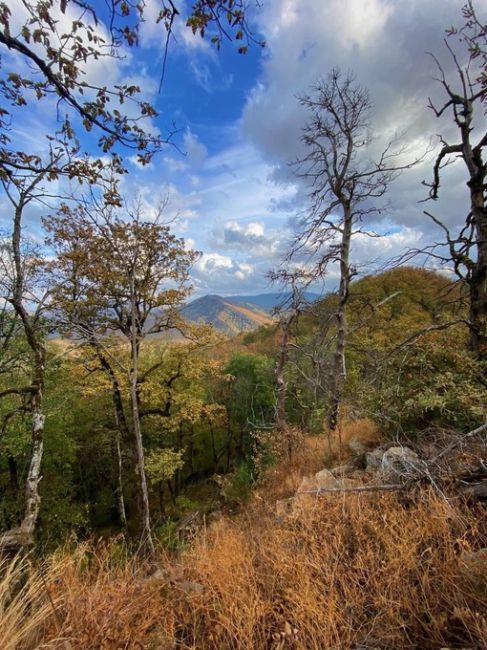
[297,483,402,495]
[428,422,487,465]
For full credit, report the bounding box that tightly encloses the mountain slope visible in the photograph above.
[228,291,320,312]
[182,295,273,335]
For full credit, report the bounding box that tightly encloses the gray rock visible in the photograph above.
[297,475,319,493]
[365,449,384,472]
[315,468,339,489]
[176,580,205,596]
[330,464,355,477]
[380,446,422,481]
[276,498,294,519]
[348,436,367,456]
[459,548,487,591]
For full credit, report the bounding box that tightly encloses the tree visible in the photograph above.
[0,0,262,178]
[423,0,487,361]
[0,0,260,547]
[268,268,313,434]
[46,191,197,557]
[295,69,420,431]
[0,156,64,550]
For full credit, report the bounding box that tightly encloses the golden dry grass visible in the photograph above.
[0,554,61,650]
[29,494,485,649]
[3,425,486,650]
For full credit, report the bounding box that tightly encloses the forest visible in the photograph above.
[0,0,486,648]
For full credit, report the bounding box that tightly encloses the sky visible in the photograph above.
[2,0,486,298]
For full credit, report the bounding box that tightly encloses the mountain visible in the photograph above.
[227,291,320,312]
[182,295,273,335]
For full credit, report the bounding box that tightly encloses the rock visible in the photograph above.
[380,446,422,481]
[145,568,166,583]
[315,469,339,489]
[276,498,294,519]
[296,475,319,493]
[330,464,355,477]
[348,436,367,456]
[365,449,384,472]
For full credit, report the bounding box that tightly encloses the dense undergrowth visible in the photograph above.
[2,423,486,650]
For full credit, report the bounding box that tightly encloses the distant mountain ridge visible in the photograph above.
[182,291,320,335]
[227,291,320,312]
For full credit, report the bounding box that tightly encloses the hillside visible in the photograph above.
[182,294,273,335]
[228,291,320,312]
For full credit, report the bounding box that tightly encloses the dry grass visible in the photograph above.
[23,491,485,649]
[0,554,60,650]
[171,492,487,650]
[3,425,486,649]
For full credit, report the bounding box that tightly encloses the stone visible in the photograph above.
[348,436,367,456]
[276,498,294,519]
[296,475,319,493]
[459,548,487,591]
[330,464,355,477]
[314,468,339,489]
[365,449,384,472]
[380,446,422,481]
[176,580,205,596]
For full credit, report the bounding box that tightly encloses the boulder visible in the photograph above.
[380,446,422,481]
[315,468,339,489]
[459,548,487,593]
[297,475,319,493]
[365,449,384,472]
[348,436,367,456]
[330,464,355,477]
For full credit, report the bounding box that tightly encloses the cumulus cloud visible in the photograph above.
[214,220,284,259]
[241,0,481,242]
[192,253,256,293]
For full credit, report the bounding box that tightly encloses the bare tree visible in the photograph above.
[294,69,420,431]
[423,1,487,361]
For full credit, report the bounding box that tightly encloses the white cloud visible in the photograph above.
[216,220,284,258]
[192,253,255,293]
[183,130,208,167]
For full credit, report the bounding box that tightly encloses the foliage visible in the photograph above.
[145,448,185,486]
[225,352,276,432]
[365,329,486,435]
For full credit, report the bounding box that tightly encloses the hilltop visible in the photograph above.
[182,291,320,335]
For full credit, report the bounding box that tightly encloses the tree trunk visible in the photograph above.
[93,344,128,529]
[10,201,46,543]
[7,454,19,493]
[276,320,290,431]
[128,275,154,558]
[114,434,127,529]
[468,181,487,361]
[329,206,353,431]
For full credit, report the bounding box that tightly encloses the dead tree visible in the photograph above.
[294,69,420,431]
[423,2,487,361]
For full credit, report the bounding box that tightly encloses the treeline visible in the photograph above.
[1,266,485,552]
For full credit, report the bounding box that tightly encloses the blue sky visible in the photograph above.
[3,0,485,297]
